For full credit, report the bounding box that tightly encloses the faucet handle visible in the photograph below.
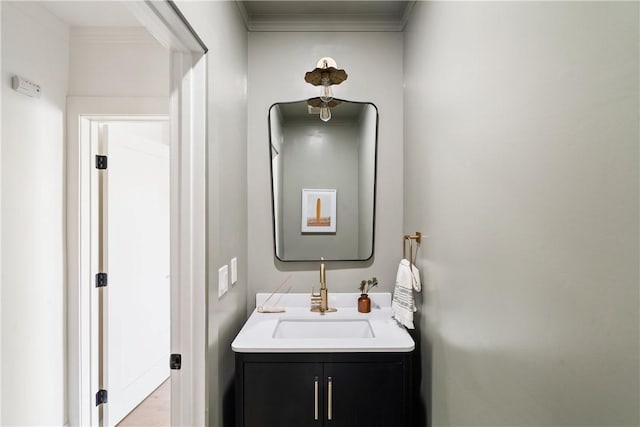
[310,286,322,306]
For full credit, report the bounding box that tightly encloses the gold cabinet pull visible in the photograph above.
[314,376,319,420]
[327,376,333,420]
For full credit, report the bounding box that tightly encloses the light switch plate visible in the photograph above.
[218,265,229,298]
[230,257,238,285]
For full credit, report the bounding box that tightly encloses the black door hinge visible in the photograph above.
[95,155,108,170]
[95,273,108,288]
[95,389,108,406]
[170,354,182,370]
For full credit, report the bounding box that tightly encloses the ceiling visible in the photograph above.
[38,1,414,31]
[237,0,415,31]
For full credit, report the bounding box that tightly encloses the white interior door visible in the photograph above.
[100,121,171,426]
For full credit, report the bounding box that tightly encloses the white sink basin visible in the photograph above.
[273,318,374,339]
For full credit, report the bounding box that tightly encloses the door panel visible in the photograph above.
[105,122,170,425]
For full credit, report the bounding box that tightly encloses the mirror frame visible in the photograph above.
[268,98,379,262]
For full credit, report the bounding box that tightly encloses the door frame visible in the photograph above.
[66,3,207,425]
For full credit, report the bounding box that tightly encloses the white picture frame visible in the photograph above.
[301,189,337,233]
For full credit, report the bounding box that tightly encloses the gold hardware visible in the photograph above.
[319,257,326,291]
[403,232,422,272]
[310,257,337,313]
[310,286,322,310]
[310,288,337,313]
[314,376,319,420]
[327,376,333,421]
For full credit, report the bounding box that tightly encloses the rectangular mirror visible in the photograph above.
[269,98,378,261]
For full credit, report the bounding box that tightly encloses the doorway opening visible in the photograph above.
[65,3,207,426]
[92,119,171,427]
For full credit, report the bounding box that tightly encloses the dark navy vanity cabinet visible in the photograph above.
[235,352,412,427]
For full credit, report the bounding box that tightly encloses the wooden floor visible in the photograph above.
[117,379,170,427]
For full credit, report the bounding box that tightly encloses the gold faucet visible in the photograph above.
[311,257,337,313]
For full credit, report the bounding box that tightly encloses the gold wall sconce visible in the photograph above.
[304,57,347,121]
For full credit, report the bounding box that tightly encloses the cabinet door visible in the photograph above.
[323,362,408,427]
[242,362,323,427]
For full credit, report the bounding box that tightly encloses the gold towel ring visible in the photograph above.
[403,232,422,271]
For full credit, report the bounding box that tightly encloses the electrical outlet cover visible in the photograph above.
[218,265,229,298]
[231,257,238,285]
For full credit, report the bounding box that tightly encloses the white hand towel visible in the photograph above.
[391,259,421,329]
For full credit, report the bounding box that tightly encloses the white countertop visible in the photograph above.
[231,292,415,353]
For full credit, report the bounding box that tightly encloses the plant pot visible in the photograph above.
[358,294,371,313]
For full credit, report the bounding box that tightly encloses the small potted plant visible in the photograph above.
[357,277,378,313]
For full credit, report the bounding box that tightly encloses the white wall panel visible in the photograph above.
[1,3,69,425]
[68,27,169,97]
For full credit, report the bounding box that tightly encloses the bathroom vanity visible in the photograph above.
[232,293,414,427]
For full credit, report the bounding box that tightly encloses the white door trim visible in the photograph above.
[168,51,208,427]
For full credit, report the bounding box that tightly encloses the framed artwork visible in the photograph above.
[301,189,337,233]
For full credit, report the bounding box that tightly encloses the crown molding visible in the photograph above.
[235,0,251,31]
[246,18,405,32]
[236,1,413,32]
[399,1,417,31]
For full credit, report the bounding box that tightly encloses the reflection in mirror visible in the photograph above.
[269,98,378,261]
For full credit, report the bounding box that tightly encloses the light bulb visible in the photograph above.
[320,75,333,102]
[319,104,331,122]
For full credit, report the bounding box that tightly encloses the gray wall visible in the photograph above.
[248,32,403,310]
[174,2,248,426]
[281,121,359,259]
[404,2,639,425]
